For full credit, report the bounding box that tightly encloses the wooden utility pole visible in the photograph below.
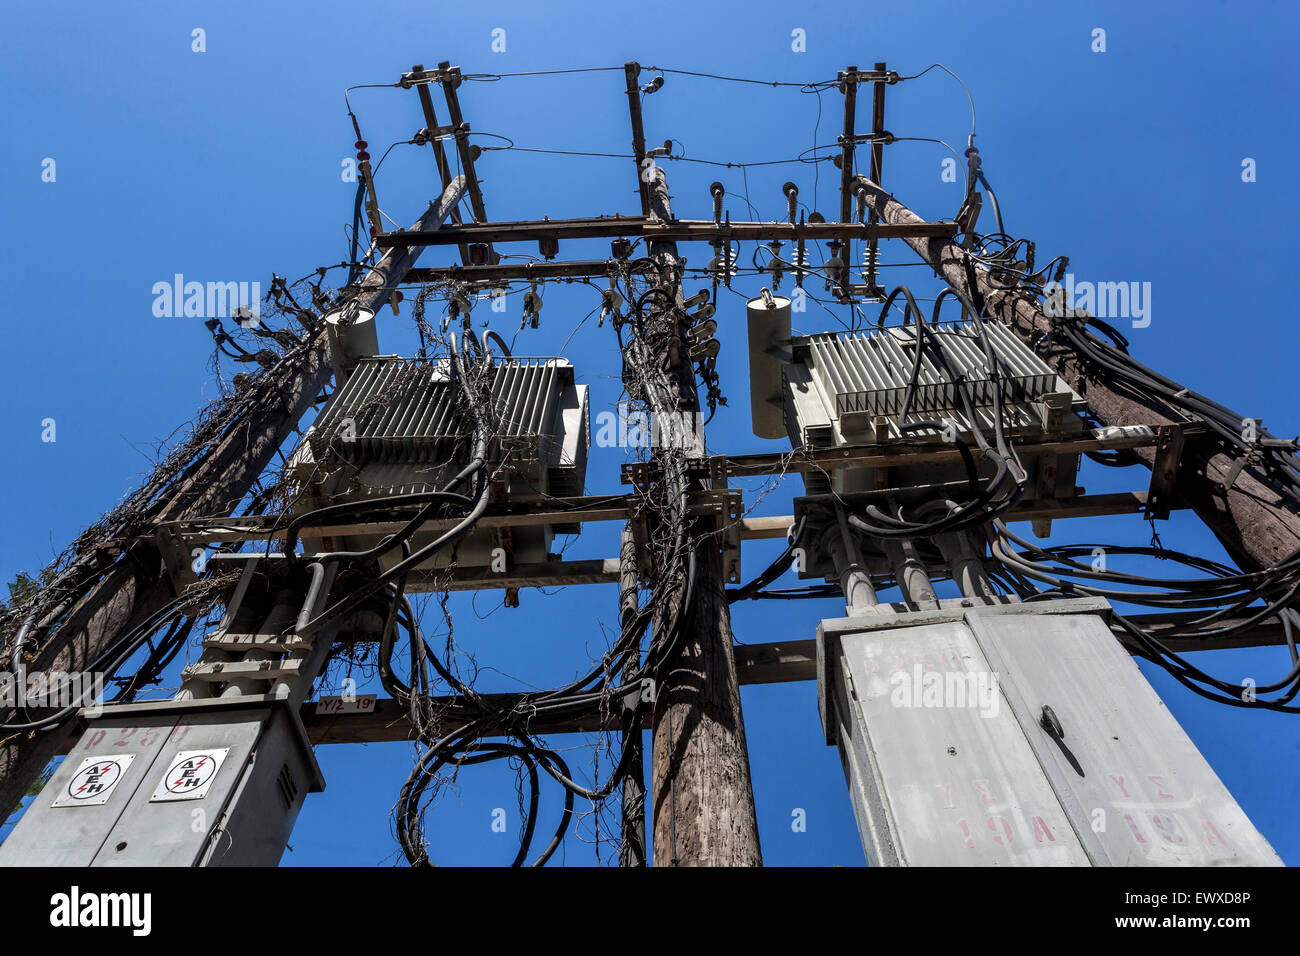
[0,179,465,815]
[623,63,761,866]
[618,529,646,867]
[0,341,333,816]
[853,176,1300,573]
[837,66,858,228]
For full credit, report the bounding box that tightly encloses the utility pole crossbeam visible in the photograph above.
[862,62,888,297]
[409,63,469,264]
[436,63,490,239]
[375,217,957,248]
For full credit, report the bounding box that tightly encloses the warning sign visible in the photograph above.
[149,748,229,802]
[51,754,136,807]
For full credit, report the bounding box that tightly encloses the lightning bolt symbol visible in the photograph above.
[174,756,209,788]
[73,764,108,795]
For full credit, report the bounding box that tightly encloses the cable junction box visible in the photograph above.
[817,598,1282,866]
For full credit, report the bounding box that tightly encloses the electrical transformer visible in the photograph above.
[289,354,590,570]
[766,320,1088,589]
[781,321,1083,498]
[745,311,1280,866]
[0,342,591,867]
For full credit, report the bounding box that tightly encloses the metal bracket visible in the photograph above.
[620,455,716,490]
[625,487,743,585]
[837,131,895,148]
[840,69,899,85]
[707,456,730,489]
[1032,453,1058,539]
[399,67,453,88]
[621,460,652,489]
[1220,450,1255,495]
[1034,392,1072,434]
[414,123,463,144]
[713,489,744,585]
[1145,424,1185,520]
[155,525,198,595]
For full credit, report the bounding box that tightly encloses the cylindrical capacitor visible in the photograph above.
[746,290,792,439]
[325,307,380,382]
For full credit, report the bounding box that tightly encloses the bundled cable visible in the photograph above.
[991,520,1300,711]
[1,276,337,729]
[1044,305,1300,499]
[845,283,1027,541]
[342,278,706,866]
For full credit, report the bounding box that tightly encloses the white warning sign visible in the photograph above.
[52,754,136,807]
[150,748,229,802]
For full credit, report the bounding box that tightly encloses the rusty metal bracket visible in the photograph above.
[721,491,743,585]
[627,500,654,586]
[1034,392,1072,434]
[1219,451,1255,496]
[624,487,743,585]
[620,455,720,490]
[621,460,651,489]
[1032,452,1059,539]
[692,488,744,585]
[1145,424,1186,520]
[707,456,730,490]
[155,525,198,596]
[719,489,745,585]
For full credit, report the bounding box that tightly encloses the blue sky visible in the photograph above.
[1,0,1297,865]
